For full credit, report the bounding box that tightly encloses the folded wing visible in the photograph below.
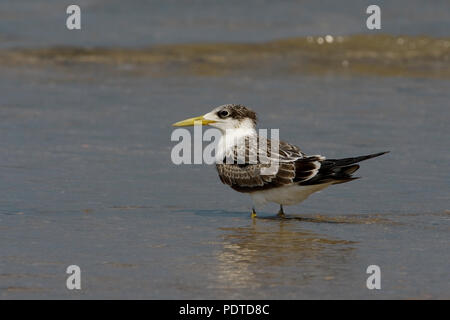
[216,138,324,192]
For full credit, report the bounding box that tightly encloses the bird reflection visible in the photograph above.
[215,219,356,290]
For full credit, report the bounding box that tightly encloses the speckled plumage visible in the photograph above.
[211,105,388,208]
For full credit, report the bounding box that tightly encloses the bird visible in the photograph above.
[172,104,388,218]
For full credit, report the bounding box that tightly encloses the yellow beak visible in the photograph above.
[172,115,216,127]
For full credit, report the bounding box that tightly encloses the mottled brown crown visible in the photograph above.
[220,104,257,125]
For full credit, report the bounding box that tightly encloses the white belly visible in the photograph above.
[250,183,332,208]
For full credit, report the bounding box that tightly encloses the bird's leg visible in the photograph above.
[251,207,257,219]
[277,205,286,218]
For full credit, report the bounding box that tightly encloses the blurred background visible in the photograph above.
[0,0,449,299]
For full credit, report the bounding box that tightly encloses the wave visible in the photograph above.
[1,34,449,78]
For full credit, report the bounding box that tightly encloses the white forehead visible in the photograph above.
[211,105,231,113]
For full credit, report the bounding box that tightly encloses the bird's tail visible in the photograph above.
[300,151,389,185]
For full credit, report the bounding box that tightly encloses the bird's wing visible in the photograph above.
[216,137,324,192]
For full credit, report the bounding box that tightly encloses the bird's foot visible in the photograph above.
[277,210,286,219]
[277,205,286,219]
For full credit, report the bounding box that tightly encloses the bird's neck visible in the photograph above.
[216,127,257,162]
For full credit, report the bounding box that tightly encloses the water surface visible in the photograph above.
[0,0,449,299]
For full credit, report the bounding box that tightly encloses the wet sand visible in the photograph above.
[1,65,449,299]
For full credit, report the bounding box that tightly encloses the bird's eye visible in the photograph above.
[218,110,229,118]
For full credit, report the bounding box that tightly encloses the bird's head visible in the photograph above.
[172,104,257,132]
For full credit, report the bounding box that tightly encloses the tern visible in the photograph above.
[173,104,388,218]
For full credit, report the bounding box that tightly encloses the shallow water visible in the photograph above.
[1,66,449,299]
[0,1,449,299]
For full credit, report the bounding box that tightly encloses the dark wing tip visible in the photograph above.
[359,151,390,158]
[300,151,388,186]
[362,151,390,160]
